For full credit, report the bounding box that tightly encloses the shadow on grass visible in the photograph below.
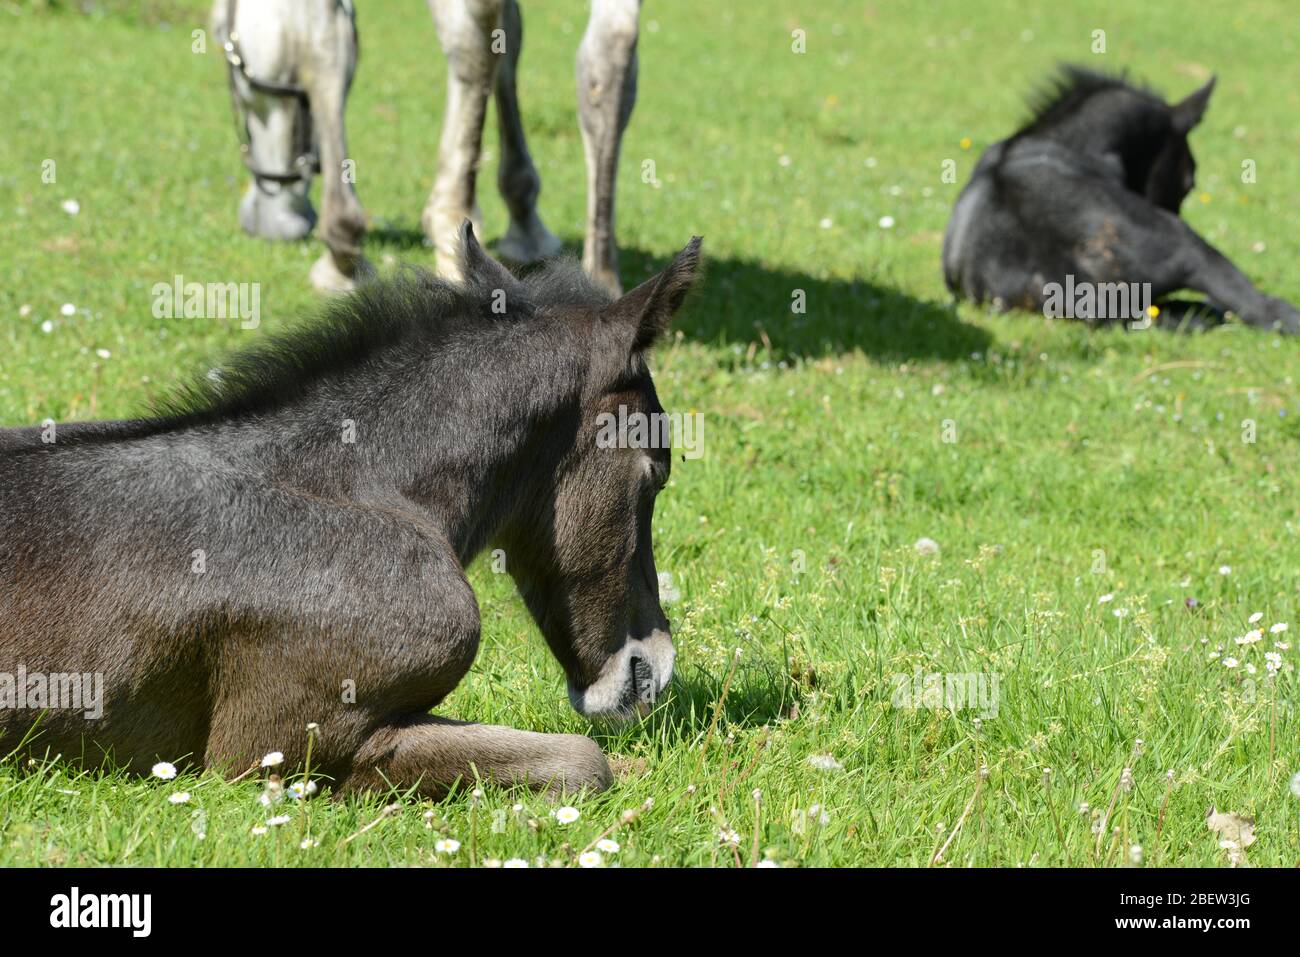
[591,663,800,756]
[364,227,993,364]
[617,244,992,364]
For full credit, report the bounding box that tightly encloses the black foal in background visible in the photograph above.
[944,66,1300,333]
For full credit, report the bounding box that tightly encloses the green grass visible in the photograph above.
[2,0,1299,867]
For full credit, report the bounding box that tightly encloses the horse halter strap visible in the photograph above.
[222,0,321,187]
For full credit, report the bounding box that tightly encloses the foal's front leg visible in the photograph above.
[1181,234,1300,334]
[424,0,500,281]
[576,0,642,295]
[343,715,612,797]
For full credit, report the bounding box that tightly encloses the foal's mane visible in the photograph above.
[152,256,611,428]
[1014,65,1161,139]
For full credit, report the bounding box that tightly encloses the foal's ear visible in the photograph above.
[607,237,703,351]
[1172,76,1215,133]
[457,219,520,293]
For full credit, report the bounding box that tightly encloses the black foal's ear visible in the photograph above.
[607,237,703,351]
[457,219,521,294]
[1172,76,1215,133]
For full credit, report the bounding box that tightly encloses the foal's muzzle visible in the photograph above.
[567,630,675,720]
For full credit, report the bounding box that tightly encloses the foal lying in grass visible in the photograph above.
[943,66,1300,333]
[0,224,701,796]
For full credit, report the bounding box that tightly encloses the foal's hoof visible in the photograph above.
[309,251,368,294]
[1260,296,1300,335]
[497,216,563,264]
[549,734,613,795]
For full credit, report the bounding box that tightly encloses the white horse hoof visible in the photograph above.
[585,264,623,298]
[309,252,363,294]
[423,200,484,276]
[239,184,316,241]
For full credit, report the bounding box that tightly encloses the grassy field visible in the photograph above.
[2,0,1299,867]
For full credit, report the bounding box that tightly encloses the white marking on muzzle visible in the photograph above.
[568,633,675,718]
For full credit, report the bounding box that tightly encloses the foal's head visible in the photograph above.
[486,231,703,720]
[1021,66,1217,213]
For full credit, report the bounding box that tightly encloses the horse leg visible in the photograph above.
[341,715,612,797]
[219,0,317,240]
[424,0,500,282]
[576,0,641,295]
[493,0,562,265]
[305,0,369,293]
[1178,236,1300,333]
[1082,204,1300,333]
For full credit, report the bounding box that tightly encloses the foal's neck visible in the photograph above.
[246,331,582,566]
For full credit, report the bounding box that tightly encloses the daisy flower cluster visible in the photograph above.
[1207,613,1291,677]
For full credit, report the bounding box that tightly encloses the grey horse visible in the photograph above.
[215,0,642,295]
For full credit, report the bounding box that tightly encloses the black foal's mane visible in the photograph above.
[1013,65,1159,140]
[152,257,607,429]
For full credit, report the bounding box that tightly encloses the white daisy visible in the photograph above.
[168,792,191,805]
[267,815,291,827]
[553,806,580,825]
[261,751,284,768]
[250,826,268,836]
[596,839,620,854]
[578,850,603,868]
[288,780,317,799]
[503,858,529,868]
[1222,657,1239,668]
[1249,612,1264,624]
[1270,622,1288,634]
[151,762,177,780]
[435,838,460,854]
